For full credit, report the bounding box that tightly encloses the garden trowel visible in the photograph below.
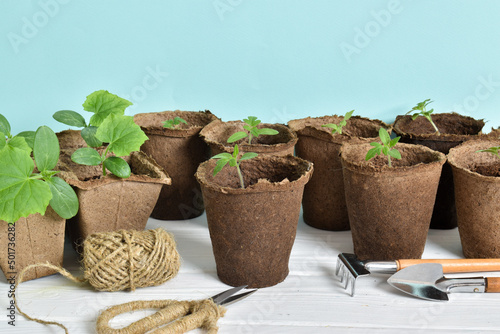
[387,263,500,301]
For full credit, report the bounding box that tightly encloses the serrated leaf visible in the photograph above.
[81,126,104,147]
[104,156,131,178]
[388,149,402,160]
[378,128,390,145]
[0,114,11,137]
[71,147,102,166]
[227,131,247,143]
[83,90,133,126]
[46,176,79,219]
[382,146,389,156]
[0,147,52,223]
[411,113,419,120]
[8,136,32,154]
[244,116,259,126]
[250,127,260,138]
[240,152,258,161]
[16,131,35,150]
[95,114,148,157]
[53,110,87,128]
[365,147,378,161]
[389,136,400,147]
[213,158,229,176]
[163,119,175,128]
[211,152,232,160]
[257,128,279,136]
[174,116,187,125]
[34,126,60,172]
[228,158,237,167]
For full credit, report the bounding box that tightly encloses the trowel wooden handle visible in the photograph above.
[486,277,500,293]
[397,259,500,273]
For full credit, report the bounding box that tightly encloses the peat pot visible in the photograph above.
[288,115,387,231]
[58,150,171,248]
[134,110,218,220]
[195,155,313,288]
[448,139,500,258]
[340,142,445,260]
[393,113,485,229]
[0,207,65,281]
[199,119,298,156]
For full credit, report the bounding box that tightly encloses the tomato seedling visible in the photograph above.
[406,99,440,135]
[227,116,279,144]
[163,116,187,129]
[322,110,354,135]
[365,128,401,168]
[211,144,258,189]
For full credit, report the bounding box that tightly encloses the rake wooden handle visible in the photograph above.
[397,259,500,273]
[486,277,500,293]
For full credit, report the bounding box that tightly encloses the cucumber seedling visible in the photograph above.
[211,144,258,189]
[53,90,133,147]
[0,125,79,223]
[406,99,440,135]
[227,116,279,144]
[322,110,354,135]
[0,113,35,153]
[163,116,187,129]
[365,128,401,168]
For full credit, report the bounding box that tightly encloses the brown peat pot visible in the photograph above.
[393,113,485,229]
[58,150,171,249]
[340,142,445,260]
[195,155,313,288]
[448,139,500,258]
[288,115,387,231]
[200,119,297,156]
[56,129,89,150]
[0,207,65,281]
[134,110,218,220]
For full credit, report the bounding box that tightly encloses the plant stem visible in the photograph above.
[388,155,392,168]
[236,164,245,189]
[431,121,440,135]
[248,134,253,145]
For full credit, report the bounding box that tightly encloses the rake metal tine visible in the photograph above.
[342,273,350,289]
[339,266,345,283]
[349,276,356,296]
[335,259,342,277]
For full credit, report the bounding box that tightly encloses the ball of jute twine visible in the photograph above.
[14,228,182,334]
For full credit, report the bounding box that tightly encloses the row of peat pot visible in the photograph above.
[1,110,499,290]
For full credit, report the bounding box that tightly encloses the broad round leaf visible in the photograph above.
[0,132,5,150]
[53,110,87,128]
[46,176,79,219]
[84,90,133,126]
[258,128,279,136]
[8,136,32,154]
[227,131,247,143]
[0,147,52,223]
[96,115,148,157]
[81,126,104,147]
[0,114,11,137]
[71,147,102,166]
[16,131,35,149]
[104,156,131,178]
[34,126,60,172]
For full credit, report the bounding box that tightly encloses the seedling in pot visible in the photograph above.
[322,110,354,135]
[365,128,401,168]
[0,125,79,224]
[211,144,258,189]
[163,116,187,129]
[406,99,440,135]
[53,90,133,147]
[71,114,148,178]
[476,146,500,159]
[0,113,35,153]
[227,116,279,144]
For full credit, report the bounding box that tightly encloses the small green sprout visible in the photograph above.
[365,128,401,168]
[476,146,500,159]
[163,116,187,129]
[227,116,279,144]
[322,110,354,135]
[211,144,258,189]
[406,99,440,135]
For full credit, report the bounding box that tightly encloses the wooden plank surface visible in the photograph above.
[1,213,500,333]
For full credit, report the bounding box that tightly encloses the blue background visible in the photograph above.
[1,0,499,133]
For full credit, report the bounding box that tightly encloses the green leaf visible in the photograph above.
[174,116,187,125]
[0,133,5,150]
[388,149,402,160]
[257,128,279,136]
[365,147,378,161]
[378,128,391,145]
[233,144,239,157]
[0,114,11,137]
[227,131,248,143]
[8,136,32,154]
[240,152,258,161]
[71,147,102,166]
[45,176,79,219]
[249,127,260,138]
[321,124,337,129]
[211,152,232,160]
[83,90,133,126]
[0,147,52,223]
[244,116,260,126]
[389,136,400,148]
[53,110,87,128]
[33,126,60,172]
[344,110,354,121]
[163,120,175,128]
[213,158,229,176]
[104,156,131,178]
[228,158,238,167]
[16,131,35,149]
[81,126,103,147]
[96,114,148,157]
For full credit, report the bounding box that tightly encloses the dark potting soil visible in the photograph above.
[471,162,500,177]
[394,113,484,136]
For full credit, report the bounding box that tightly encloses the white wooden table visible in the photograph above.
[2,213,500,333]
